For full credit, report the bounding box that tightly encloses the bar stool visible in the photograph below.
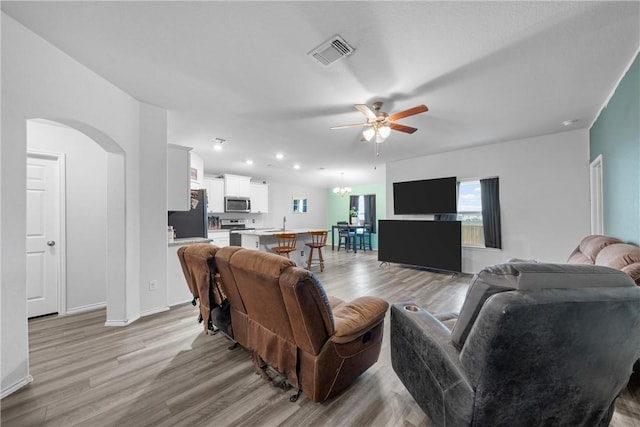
[306,230,328,271]
[273,233,297,259]
[337,222,354,252]
[357,223,373,251]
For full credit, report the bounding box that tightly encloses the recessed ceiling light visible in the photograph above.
[276,153,284,160]
[293,164,300,170]
[246,159,253,165]
[213,145,222,151]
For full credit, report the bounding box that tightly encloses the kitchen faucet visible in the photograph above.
[283,215,286,231]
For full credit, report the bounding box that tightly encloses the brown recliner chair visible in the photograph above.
[215,246,389,402]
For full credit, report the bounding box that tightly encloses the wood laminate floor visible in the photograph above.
[2,249,640,426]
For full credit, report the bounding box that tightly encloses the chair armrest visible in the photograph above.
[391,302,472,397]
[331,296,389,344]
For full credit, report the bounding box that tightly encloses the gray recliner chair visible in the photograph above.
[391,263,640,427]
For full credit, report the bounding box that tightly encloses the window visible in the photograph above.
[349,194,377,233]
[457,180,484,247]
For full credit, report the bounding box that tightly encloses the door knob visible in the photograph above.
[47,241,56,247]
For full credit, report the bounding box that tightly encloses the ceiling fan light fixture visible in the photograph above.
[379,125,391,139]
[362,127,375,141]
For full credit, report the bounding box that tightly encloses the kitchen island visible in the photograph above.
[234,229,327,267]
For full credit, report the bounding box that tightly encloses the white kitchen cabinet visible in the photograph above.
[224,174,251,198]
[250,182,269,213]
[204,177,224,213]
[167,144,192,211]
[208,230,230,247]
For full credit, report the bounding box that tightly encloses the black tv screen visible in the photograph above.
[393,176,457,214]
[378,220,461,272]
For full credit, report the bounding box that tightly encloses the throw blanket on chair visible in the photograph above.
[177,244,226,333]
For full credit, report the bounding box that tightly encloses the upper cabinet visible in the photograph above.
[204,177,225,213]
[167,144,192,211]
[224,174,251,198]
[250,182,269,213]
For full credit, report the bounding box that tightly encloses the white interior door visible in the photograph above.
[26,153,61,317]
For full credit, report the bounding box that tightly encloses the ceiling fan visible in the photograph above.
[330,101,428,143]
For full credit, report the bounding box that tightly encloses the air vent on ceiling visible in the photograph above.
[308,35,355,66]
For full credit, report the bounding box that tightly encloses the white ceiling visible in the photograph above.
[3,1,639,188]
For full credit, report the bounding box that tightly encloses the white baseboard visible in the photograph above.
[140,306,170,317]
[104,313,140,327]
[1,374,34,399]
[65,302,106,316]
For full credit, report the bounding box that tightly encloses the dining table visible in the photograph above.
[330,224,366,253]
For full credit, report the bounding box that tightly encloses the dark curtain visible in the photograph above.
[480,178,502,249]
[364,194,377,233]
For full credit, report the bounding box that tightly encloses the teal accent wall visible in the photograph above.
[590,53,640,245]
[327,183,386,249]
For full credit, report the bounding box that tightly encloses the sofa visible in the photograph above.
[391,262,640,427]
[567,235,640,284]
[181,244,389,403]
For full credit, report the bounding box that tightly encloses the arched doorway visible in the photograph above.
[26,118,127,324]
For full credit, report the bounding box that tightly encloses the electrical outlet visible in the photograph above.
[301,250,304,256]
[149,280,158,291]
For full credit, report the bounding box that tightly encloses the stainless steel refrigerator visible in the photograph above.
[168,189,207,238]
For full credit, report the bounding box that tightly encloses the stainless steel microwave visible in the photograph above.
[225,197,251,213]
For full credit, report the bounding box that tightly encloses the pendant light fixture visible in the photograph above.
[333,172,352,197]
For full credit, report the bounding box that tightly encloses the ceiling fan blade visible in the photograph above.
[354,104,377,120]
[389,123,418,134]
[330,123,371,130]
[388,104,429,121]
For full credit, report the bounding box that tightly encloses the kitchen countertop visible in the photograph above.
[234,228,326,237]
[168,237,212,247]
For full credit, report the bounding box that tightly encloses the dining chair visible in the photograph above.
[273,233,297,259]
[305,230,328,271]
[357,223,373,251]
[337,222,354,252]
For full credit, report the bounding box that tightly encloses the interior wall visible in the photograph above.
[139,104,168,314]
[27,120,108,312]
[327,183,386,249]
[260,181,328,230]
[386,129,591,273]
[1,13,168,397]
[590,52,640,245]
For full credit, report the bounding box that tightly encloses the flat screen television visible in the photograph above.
[378,220,461,272]
[393,176,457,214]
